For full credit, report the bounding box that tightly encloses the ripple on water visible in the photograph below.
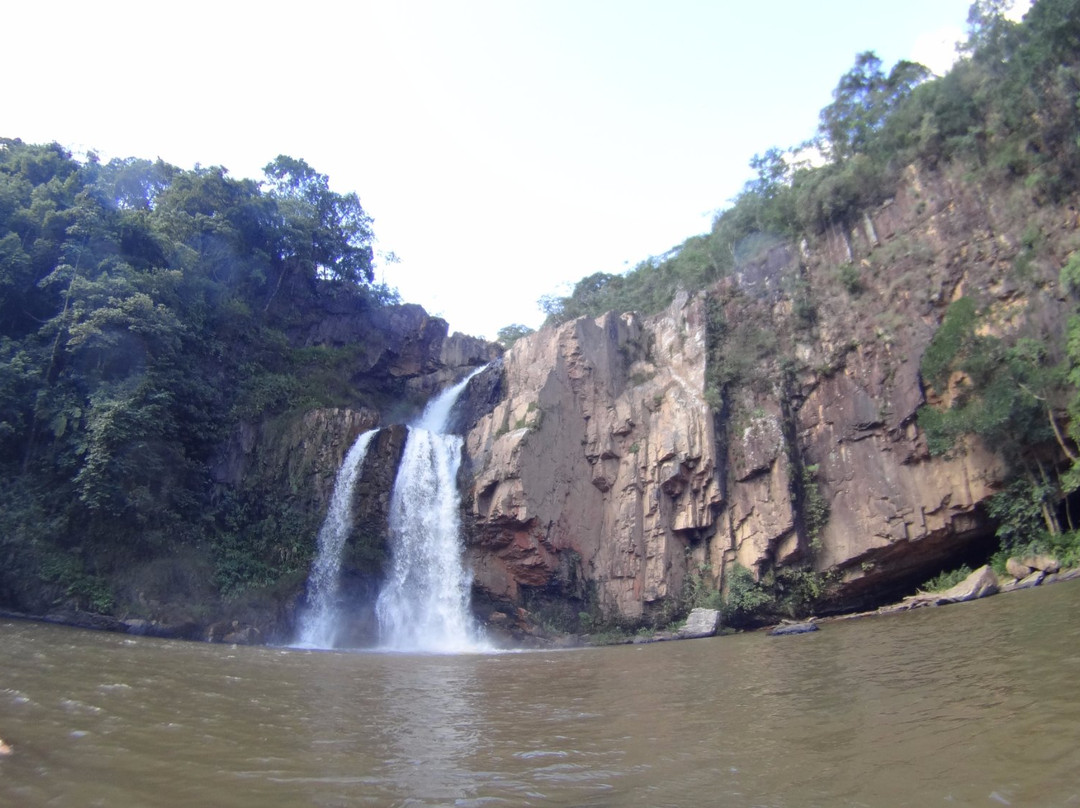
[58,699,103,715]
[96,683,132,693]
[1,688,33,706]
[513,750,570,760]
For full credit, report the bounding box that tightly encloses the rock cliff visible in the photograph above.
[206,163,1072,641]
[464,292,719,621]
[459,163,1073,625]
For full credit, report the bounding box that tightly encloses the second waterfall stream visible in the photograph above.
[375,368,490,653]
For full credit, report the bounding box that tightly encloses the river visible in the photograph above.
[2,581,1079,807]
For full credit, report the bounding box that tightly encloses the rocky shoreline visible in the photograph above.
[3,556,1077,649]
[580,555,1080,646]
[827,558,1080,623]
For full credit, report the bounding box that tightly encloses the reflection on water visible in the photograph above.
[381,658,480,802]
[2,582,1080,806]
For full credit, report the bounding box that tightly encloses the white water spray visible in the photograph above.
[294,428,378,649]
[376,369,489,653]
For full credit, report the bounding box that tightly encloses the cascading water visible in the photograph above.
[375,369,489,653]
[294,428,378,649]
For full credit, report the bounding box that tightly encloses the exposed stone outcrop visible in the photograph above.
[884,564,1000,612]
[676,607,721,639]
[464,291,719,620]
[767,621,819,636]
[211,407,379,508]
[461,163,1073,624]
[295,296,501,408]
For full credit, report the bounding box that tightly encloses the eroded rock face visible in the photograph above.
[464,292,720,619]
[211,407,381,513]
[462,164,1070,622]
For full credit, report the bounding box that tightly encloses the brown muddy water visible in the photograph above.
[2,581,1079,807]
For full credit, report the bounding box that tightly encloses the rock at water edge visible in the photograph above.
[676,608,720,639]
[768,621,820,636]
[1006,557,1035,580]
[937,564,1000,603]
[1019,554,1060,574]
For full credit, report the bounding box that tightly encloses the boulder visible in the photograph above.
[1005,557,1035,579]
[886,564,1000,612]
[221,625,261,645]
[676,608,720,639]
[1020,555,1060,574]
[1004,570,1045,592]
[768,621,819,636]
[936,564,1000,602]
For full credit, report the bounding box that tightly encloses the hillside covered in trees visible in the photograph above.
[0,145,428,621]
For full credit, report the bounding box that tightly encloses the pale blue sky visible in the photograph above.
[4,1,1028,340]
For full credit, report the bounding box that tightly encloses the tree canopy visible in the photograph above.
[540,0,1080,325]
[0,140,387,607]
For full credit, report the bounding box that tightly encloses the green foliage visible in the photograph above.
[681,563,723,611]
[262,155,374,285]
[0,138,396,612]
[721,564,772,625]
[496,323,534,348]
[991,530,1080,575]
[703,291,779,407]
[920,564,974,593]
[38,551,115,612]
[1061,252,1080,295]
[800,464,830,550]
[719,562,837,627]
[918,297,1056,464]
[213,491,319,598]
[818,51,932,162]
[920,297,979,390]
[987,477,1054,549]
[769,567,836,616]
[837,263,863,294]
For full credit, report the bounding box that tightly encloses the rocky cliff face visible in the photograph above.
[463,292,719,621]
[294,297,502,409]
[209,165,1072,641]
[460,163,1073,623]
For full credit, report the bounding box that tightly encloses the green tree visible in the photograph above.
[496,323,534,348]
[818,52,932,161]
[262,156,374,298]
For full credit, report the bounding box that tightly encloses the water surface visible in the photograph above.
[2,582,1079,806]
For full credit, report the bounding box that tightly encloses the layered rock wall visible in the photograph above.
[464,292,719,619]
[461,164,1073,621]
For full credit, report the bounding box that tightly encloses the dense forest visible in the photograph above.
[2,0,1079,629]
[0,146,406,617]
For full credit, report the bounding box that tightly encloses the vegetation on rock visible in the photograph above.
[537,0,1080,622]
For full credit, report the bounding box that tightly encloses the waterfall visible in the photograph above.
[376,369,489,653]
[294,428,378,649]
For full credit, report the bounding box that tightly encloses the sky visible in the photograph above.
[3,1,1030,340]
